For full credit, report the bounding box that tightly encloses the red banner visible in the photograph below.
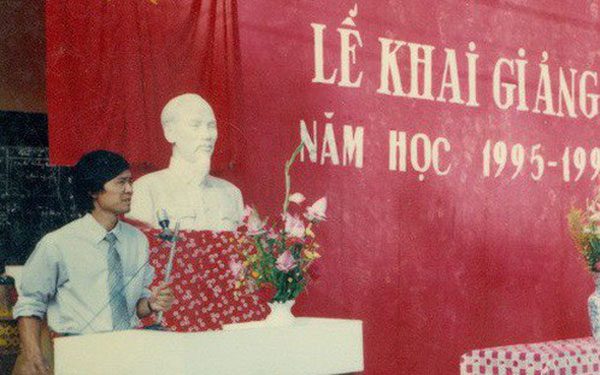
[236,1,600,374]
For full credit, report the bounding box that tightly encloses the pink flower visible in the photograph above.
[267,228,279,240]
[275,250,296,272]
[304,197,327,222]
[284,213,305,238]
[229,260,244,279]
[288,192,306,205]
[242,205,254,221]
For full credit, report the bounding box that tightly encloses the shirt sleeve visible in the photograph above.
[12,236,60,319]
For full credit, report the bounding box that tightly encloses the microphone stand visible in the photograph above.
[145,216,181,331]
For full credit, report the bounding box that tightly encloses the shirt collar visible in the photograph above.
[82,213,124,245]
[168,154,211,187]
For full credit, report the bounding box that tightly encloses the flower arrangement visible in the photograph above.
[230,144,326,303]
[568,188,600,272]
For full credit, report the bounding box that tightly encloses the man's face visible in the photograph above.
[93,170,133,215]
[167,103,218,163]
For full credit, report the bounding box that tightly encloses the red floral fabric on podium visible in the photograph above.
[136,227,268,331]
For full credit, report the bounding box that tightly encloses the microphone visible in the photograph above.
[156,209,174,241]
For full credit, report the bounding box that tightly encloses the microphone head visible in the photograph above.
[156,209,173,240]
[158,219,170,231]
[156,209,170,228]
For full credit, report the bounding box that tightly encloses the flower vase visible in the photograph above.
[589,274,600,341]
[264,300,296,327]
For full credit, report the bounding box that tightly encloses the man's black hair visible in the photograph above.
[72,150,130,213]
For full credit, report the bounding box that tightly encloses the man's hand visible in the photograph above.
[148,281,174,312]
[14,317,50,375]
[14,353,51,375]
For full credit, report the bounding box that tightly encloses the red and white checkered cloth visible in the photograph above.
[460,337,600,374]
[137,227,269,331]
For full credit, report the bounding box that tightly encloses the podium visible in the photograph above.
[54,318,364,375]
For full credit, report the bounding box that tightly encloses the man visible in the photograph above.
[12,150,174,375]
[127,93,244,231]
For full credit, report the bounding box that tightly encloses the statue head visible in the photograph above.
[161,93,218,165]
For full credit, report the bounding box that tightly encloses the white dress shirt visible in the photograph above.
[12,214,154,334]
[127,155,244,231]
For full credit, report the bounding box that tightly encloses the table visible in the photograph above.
[460,337,600,374]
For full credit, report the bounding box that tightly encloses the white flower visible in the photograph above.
[244,206,266,236]
[284,213,305,238]
[304,197,327,222]
[288,192,306,205]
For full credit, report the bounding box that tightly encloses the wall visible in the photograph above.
[0,0,46,113]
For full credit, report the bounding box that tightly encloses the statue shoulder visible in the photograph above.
[206,176,243,208]
[133,169,169,189]
[207,176,242,195]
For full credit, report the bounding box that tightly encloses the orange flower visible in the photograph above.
[303,249,321,260]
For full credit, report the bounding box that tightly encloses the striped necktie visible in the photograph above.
[104,233,130,330]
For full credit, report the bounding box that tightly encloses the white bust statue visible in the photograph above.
[127,93,244,231]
